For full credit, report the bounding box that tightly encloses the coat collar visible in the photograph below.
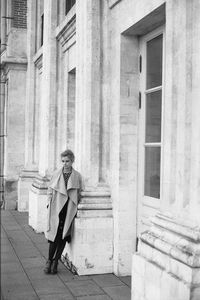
[49,167,80,195]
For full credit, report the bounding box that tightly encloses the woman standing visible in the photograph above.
[44,149,83,274]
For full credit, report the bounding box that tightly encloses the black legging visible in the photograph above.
[48,224,68,261]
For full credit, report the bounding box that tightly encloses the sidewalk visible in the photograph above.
[1,210,131,300]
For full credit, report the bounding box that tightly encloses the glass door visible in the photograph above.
[138,28,164,233]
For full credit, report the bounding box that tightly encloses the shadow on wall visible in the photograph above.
[4,180,18,210]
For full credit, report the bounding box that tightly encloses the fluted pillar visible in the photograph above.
[29,0,58,229]
[61,0,113,275]
[38,0,57,176]
[75,0,101,187]
[189,0,200,225]
[18,0,38,211]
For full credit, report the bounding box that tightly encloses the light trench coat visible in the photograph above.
[45,167,83,242]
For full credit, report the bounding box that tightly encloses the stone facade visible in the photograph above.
[1,0,200,298]
[0,0,27,209]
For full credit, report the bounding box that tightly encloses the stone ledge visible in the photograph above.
[1,53,27,71]
[152,213,200,241]
[19,169,38,179]
[139,213,200,268]
[31,175,49,191]
[137,242,200,286]
[33,47,43,71]
[55,6,76,52]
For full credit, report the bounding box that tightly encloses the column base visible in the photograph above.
[61,189,113,275]
[132,213,200,300]
[28,175,49,232]
[18,169,38,211]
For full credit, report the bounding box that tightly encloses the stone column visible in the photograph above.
[29,0,58,230]
[18,0,38,211]
[61,0,113,275]
[75,0,102,187]
[132,1,200,299]
[38,0,57,176]
[189,0,200,226]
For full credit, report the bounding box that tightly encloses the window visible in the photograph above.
[40,14,44,46]
[65,0,75,15]
[144,34,163,199]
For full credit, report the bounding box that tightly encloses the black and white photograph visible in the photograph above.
[1,0,200,299]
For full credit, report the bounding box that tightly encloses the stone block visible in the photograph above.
[62,216,113,275]
[132,272,145,298]
[103,285,131,300]
[132,254,146,276]
[66,280,103,297]
[145,260,163,287]
[29,188,47,233]
[18,178,33,211]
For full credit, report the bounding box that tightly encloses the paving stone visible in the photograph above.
[1,252,19,263]
[21,256,46,269]
[77,296,111,300]
[2,293,38,300]
[73,275,91,281]
[1,243,15,253]
[1,261,24,273]
[66,280,104,297]
[31,278,72,296]
[57,269,76,282]
[1,281,37,300]
[1,271,30,287]
[6,234,32,246]
[14,245,41,259]
[39,294,75,300]
[2,223,22,231]
[1,211,131,300]
[103,285,131,300]
[25,266,51,280]
[119,276,131,287]
[28,232,46,241]
[92,274,124,287]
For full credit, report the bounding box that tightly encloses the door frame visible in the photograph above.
[137,26,165,234]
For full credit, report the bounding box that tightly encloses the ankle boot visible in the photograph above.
[52,260,58,274]
[44,259,52,274]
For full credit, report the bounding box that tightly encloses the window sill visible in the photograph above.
[55,4,76,39]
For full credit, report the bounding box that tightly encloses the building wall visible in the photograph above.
[3,0,200,291]
[0,0,27,209]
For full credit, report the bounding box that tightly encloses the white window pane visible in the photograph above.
[144,147,160,198]
[145,90,162,143]
[146,35,163,89]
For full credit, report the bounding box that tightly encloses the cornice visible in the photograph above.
[55,8,76,52]
[33,47,43,72]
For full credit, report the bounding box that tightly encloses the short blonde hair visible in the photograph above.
[60,149,75,162]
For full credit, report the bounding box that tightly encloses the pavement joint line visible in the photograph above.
[9,211,77,300]
[1,212,41,300]
[2,211,131,300]
[9,212,112,299]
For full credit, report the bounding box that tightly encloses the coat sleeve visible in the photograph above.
[47,187,53,208]
[78,174,84,203]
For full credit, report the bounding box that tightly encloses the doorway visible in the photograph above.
[137,27,165,234]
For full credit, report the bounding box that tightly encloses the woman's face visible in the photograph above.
[62,156,73,170]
